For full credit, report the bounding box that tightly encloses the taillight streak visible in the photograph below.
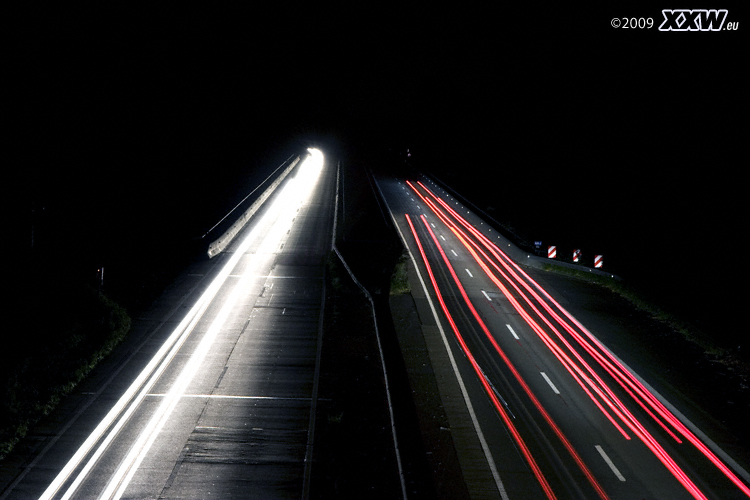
[406,182,636,438]
[420,182,686,440]
[404,214,558,500]
[410,213,609,500]
[409,180,750,498]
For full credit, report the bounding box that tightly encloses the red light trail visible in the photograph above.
[404,179,750,499]
[405,213,559,500]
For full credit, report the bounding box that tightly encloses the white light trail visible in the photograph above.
[40,149,324,500]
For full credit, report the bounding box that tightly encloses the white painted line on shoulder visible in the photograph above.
[541,372,560,394]
[506,324,519,339]
[391,220,509,499]
[595,445,626,482]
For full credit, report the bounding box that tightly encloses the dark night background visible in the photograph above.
[8,5,746,351]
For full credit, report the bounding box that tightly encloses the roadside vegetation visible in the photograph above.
[1,278,131,461]
[389,249,410,296]
[540,262,749,384]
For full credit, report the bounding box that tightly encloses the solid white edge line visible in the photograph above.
[540,372,560,395]
[387,205,509,500]
[579,324,750,484]
[595,445,626,482]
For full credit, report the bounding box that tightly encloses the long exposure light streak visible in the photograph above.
[405,214,558,500]
[412,213,609,500]
[39,149,324,500]
[407,178,750,499]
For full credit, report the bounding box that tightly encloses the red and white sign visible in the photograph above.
[594,255,603,268]
[573,249,581,262]
[548,246,557,259]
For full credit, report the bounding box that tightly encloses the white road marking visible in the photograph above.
[431,223,436,228]
[596,445,626,482]
[391,217,509,499]
[541,372,560,394]
[481,290,492,301]
[465,269,473,278]
[147,394,313,401]
[451,249,458,257]
[439,234,446,241]
[506,324,519,339]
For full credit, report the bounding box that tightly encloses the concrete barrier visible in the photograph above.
[207,155,301,258]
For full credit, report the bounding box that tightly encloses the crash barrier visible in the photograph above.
[207,155,301,258]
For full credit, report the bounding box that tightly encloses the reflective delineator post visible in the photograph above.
[573,249,581,262]
[548,246,557,259]
[595,255,603,268]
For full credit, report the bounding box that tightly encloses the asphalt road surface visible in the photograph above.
[375,173,750,500]
[2,149,336,499]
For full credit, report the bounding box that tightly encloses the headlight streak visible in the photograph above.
[39,150,324,500]
[408,179,750,499]
[412,213,609,500]
[103,153,324,500]
[404,214,558,500]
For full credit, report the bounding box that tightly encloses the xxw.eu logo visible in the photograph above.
[658,9,729,30]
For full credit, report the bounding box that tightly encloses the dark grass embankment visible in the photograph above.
[1,266,131,461]
[539,262,750,390]
[416,159,749,379]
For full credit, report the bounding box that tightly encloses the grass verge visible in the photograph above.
[539,262,749,383]
[1,283,131,461]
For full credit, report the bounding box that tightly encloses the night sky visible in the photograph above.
[10,5,746,348]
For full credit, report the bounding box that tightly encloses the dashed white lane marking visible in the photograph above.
[439,234,446,241]
[451,249,458,257]
[540,372,560,394]
[595,445,626,482]
[481,290,492,301]
[506,324,519,339]
[465,269,473,278]
[430,223,436,228]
